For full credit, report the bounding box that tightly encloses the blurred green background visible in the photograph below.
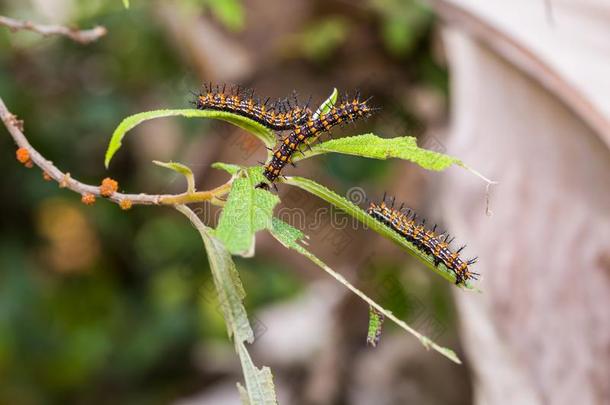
[0,1,471,404]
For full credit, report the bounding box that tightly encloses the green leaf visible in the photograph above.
[280,176,476,289]
[176,205,278,402]
[237,383,250,405]
[313,88,338,120]
[105,109,275,168]
[236,341,278,405]
[214,167,279,256]
[153,160,195,193]
[212,162,242,176]
[294,134,461,171]
[122,0,129,8]
[268,218,461,364]
[195,221,252,343]
[176,205,252,343]
[367,306,384,348]
[269,217,306,250]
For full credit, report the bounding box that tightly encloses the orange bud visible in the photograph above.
[100,177,118,197]
[16,147,31,165]
[81,193,96,205]
[119,199,133,210]
[42,171,52,181]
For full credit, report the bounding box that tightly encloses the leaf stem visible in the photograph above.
[306,249,462,364]
[159,181,232,205]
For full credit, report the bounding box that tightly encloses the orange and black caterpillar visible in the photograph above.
[259,94,374,187]
[195,83,311,131]
[367,198,479,285]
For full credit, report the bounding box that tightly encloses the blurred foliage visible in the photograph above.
[201,0,245,32]
[371,0,433,57]
[296,16,351,63]
[0,0,459,403]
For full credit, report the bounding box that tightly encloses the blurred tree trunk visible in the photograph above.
[431,1,610,404]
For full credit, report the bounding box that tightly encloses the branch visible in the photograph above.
[0,96,231,207]
[0,15,107,44]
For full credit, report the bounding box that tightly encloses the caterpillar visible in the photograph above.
[258,94,374,187]
[195,83,311,131]
[367,198,479,285]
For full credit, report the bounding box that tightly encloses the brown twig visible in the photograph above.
[0,96,231,206]
[0,15,107,44]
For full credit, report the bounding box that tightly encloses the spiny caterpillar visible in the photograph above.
[367,198,479,285]
[259,94,374,187]
[195,83,311,131]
